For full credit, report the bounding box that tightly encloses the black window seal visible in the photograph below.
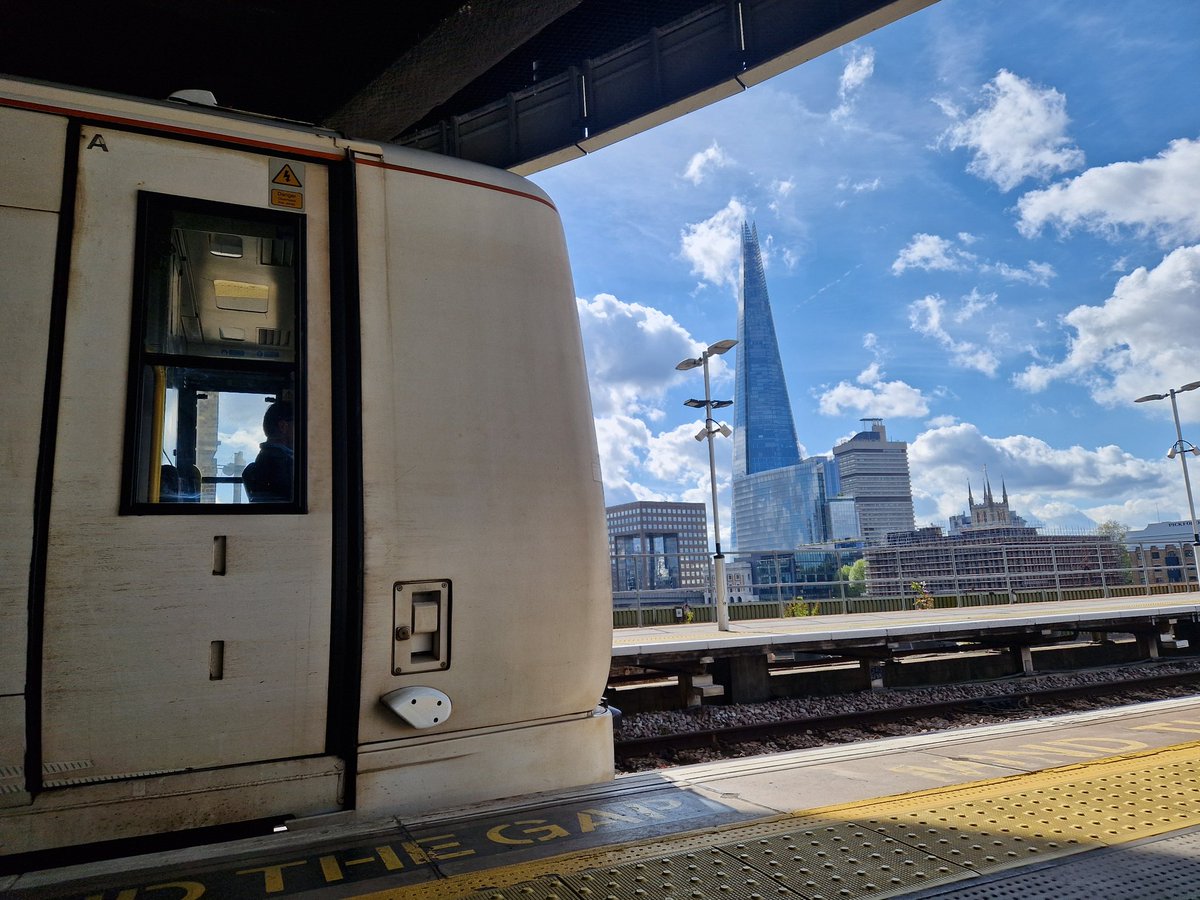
[119,191,307,516]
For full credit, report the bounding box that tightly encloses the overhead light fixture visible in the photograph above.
[673,336,737,631]
[1136,380,1200,577]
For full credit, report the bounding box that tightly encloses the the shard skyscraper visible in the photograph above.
[732,222,801,478]
[731,223,840,551]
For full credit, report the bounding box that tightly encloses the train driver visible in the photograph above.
[244,400,294,502]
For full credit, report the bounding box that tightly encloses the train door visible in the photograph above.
[37,125,340,807]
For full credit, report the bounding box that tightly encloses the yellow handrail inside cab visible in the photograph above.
[148,365,166,502]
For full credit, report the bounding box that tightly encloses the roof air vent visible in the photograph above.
[168,89,219,106]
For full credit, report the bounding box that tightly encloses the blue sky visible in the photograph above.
[529,0,1200,543]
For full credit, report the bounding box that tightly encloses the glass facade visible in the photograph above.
[827,496,861,541]
[730,222,847,551]
[605,500,709,596]
[732,223,800,479]
[732,459,830,551]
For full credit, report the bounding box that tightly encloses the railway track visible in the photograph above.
[614,670,1200,767]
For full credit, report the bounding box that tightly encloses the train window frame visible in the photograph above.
[120,191,307,515]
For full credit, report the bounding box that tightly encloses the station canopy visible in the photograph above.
[4,0,933,173]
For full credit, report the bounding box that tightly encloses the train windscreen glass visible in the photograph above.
[123,193,305,511]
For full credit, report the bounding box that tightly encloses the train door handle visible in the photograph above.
[392,580,451,675]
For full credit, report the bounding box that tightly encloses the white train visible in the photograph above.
[0,77,614,857]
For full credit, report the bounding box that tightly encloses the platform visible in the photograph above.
[10,696,1200,898]
[612,593,1200,659]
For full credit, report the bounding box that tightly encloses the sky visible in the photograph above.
[528,0,1200,546]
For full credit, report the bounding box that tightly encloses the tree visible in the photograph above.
[840,557,867,597]
[1096,520,1134,585]
[1096,520,1129,543]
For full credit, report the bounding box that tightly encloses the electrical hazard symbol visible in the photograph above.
[272,164,303,188]
[269,159,306,210]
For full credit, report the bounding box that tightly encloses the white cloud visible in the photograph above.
[983,259,1056,285]
[576,293,709,417]
[891,232,974,274]
[577,292,740,519]
[1013,245,1200,415]
[910,422,1167,529]
[908,294,1000,377]
[592,414,654,499]
[893,233,1053,287]
[952,287,996,323]
[941,70,1085,191]
[679,198,749,292]
[832,47,875,120]
[838,176,882,193]
[682,140,733,185]
[857,361,883,384]
[1016,137,1200,246]
[598,419,734,547]
[818,366,930,419]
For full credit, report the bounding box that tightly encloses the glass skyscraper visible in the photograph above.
[732,223,801,479]
[731,223,851,550]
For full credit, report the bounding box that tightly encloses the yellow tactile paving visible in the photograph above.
[355,740,1200,899]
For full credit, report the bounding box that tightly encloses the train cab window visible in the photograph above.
[122,193,305,512]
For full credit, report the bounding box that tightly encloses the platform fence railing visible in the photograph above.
[611,540,1199,628]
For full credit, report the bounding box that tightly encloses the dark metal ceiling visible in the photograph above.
[3,0,935,172]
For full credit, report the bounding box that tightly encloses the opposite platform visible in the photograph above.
[612,592,1200,659]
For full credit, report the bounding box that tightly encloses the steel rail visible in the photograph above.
[614,670,1200,765]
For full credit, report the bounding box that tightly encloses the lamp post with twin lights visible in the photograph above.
[676,339,737,630]
[1135,379,1200,586]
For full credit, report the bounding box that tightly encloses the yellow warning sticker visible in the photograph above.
[269,159,305,210]
[271,189,304,210]
[272,163,303,188]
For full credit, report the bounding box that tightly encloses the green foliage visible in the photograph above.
[1096,519,1135,584]
[839,558,867,597]
[1096,519,1129,542]
[784,597,818,617]
[910,580,934,611]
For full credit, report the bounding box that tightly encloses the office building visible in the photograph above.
[1127,520,1199,585]
[832,418,915,545]
[606,500,708,596]
[732,458,838,551]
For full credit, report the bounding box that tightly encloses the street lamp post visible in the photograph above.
[1136,380,1200,588]
[677,339,737,630]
